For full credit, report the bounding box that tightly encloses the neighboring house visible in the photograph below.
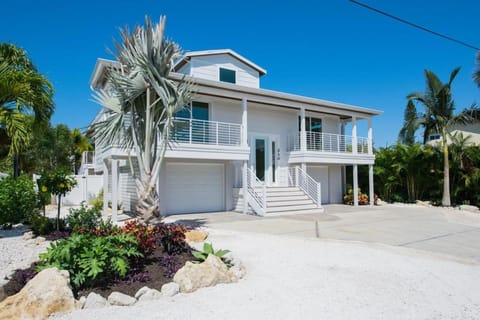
[88,49,382,219]
[426,122,480,145]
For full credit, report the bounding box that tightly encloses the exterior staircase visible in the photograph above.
[234,186,324,216]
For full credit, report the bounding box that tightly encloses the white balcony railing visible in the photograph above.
[171,118,242,146]
[288,166,321,207]
[287,132,370,154]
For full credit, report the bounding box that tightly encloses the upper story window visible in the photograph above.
[175,101,209,121]
[298,117,322,133]
[219,68,236,84]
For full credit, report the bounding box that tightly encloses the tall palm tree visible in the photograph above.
[93,16,194,222]
[0,43,54,177]
[400,67,479,206]
[474,52,480,88]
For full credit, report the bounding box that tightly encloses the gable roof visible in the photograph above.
[173,49,267,76]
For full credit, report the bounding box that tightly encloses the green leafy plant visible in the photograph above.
[38,233,142,288]
[65,202,101,233]
[192,243,230,265]
[89,188,103,211]
[0,175,36,224]
[343,188,369,205]
[28,211,54,235]
[37,170,77,230]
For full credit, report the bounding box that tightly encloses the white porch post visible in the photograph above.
[352,116,357,154]
[111,158,119,222]
[353,164,359,207]
[102,160,109,218]
[300,107,307,152]
[369,164,374,206]
[368,118,373,154]
[242,160,248,214]
[242,98,248,147]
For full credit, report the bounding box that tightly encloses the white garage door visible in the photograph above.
[165,163,224,214]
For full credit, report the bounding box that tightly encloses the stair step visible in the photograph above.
[267,199,314,207]
[266,203,318,213]
[266,187,301,193]
[266,194,309,201]
[267,191,305,197]
[266,208,325,216]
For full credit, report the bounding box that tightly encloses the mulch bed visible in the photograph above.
[2,248,194,300]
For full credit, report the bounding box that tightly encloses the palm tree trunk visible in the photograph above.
[13,153,20,179]
[442,141,451,206]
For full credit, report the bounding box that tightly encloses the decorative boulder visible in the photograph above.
[83,292,108,309]
[161,282,179,297]
[134,286,151,300]
[173,255,237,293]
[185,230,208,242]
[137,289,162,302]
[0,267,75,320]
[459,204,479,212]
[22,231,34,240]
[107,292,136,306]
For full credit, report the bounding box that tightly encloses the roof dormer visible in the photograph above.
[173,49,266,88]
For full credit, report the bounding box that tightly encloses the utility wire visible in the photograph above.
[349,0,480,51]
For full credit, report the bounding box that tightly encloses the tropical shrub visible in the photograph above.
[122,220,157,255]
[28,212,54,235]
[343,188,369,205]
[90,188,103,211]
[157,224,190,255]
[192,242,231,266]
[0,175,36,224]
[65,203,102,233]
[38,233,142,288]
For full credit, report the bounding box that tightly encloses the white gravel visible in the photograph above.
[52,229,480,320]
[0,226,50,287]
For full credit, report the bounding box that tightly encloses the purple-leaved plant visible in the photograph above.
[158,254,181,278]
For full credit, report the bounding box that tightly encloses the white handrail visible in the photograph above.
[287,131,371,154]
[246,167,267,216]
[288,166,321,207]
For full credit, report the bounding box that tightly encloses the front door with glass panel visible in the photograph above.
[250,134,279,185]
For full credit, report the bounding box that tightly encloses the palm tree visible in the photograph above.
[93,16,194,222]
[0,43,54,177]
[400,67,479,206]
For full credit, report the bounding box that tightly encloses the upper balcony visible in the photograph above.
[94,117,249,168]
[287,131,374,165]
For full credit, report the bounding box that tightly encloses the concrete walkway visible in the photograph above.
[166,204,480,263]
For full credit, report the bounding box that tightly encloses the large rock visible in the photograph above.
[0,267,75,320]
[137,288,162,302]
[83,292,108,309]
[185,230,208,242]
[107,291,136,306]
[173,254,237,293]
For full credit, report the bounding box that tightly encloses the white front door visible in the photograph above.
[250,134,279,186]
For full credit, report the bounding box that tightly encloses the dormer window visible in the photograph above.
[219,68,236,84]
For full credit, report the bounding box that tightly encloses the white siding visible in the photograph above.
[119,159,139,213]
[328,166,343,204]
[190,54,260,88]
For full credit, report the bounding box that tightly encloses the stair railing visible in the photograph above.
[288,166,322,207]
[246,167,267,216]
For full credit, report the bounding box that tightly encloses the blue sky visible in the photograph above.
[1,0,479,147]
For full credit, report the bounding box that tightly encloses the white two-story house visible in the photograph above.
[89,49,382,219]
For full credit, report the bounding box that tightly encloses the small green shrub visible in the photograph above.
[90,189,103,211]
[0,175,36,224]
[38,233,142,288]
[192,242,230,266]
[27,211,67,235]
[65,203,101,233]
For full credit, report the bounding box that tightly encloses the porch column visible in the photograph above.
[301,162,307,172]
[242,160,248,214]
[300,107,306,152]
[369,164,374,206]
[242,98,248,147]
[367,118,373,154]
[102,160,109,218]
[353,164,359,207]
[352,116,357,154]
[111,158,119,222]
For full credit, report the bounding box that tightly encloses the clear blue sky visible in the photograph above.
[1,0,479,147]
